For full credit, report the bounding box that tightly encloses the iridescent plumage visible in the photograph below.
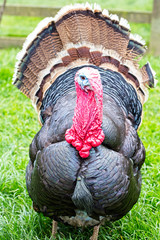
[13,3,156,239]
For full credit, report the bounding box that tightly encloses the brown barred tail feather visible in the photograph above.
[13,3,156,113]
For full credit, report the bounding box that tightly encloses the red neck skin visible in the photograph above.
[65,78,104,158]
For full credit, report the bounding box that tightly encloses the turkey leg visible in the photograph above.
[51,220,58,238]
[90,225,100,240]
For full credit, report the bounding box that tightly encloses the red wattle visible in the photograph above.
[65,67,104,158]
[79,150,90,158]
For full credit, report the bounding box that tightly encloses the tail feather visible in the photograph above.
[126,33,146,61]
[13,19,63,97]
[13,3,156,114]
[141,62,157,88]
[55,6,130,56]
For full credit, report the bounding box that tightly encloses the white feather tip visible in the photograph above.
[85,2,93,11]
[119,17,131,30]
[54,4,87,22]
[130,33,146,46]
[93,3,102,12]
[109,14,119,22]
[102,9,109,18]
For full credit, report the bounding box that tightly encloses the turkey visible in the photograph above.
[13,3,156,240]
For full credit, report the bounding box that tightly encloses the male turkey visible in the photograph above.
[13,3,156,240]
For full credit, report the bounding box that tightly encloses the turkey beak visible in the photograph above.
[78,78,92,92]
[83,79,92,92]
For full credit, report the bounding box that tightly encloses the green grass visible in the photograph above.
[0,16,43,37]
[2,0,153,11]
[0,2,160,239]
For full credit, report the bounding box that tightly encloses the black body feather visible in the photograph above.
[12,3,154,229]
[26,68,145,224]
[41,66,142,129]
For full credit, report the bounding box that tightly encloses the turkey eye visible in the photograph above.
[80,76,86,80]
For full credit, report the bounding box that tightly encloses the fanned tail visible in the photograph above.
[13,3,156,114]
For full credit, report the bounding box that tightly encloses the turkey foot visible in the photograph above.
[90,225,100,240]
[51,220,58,239]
